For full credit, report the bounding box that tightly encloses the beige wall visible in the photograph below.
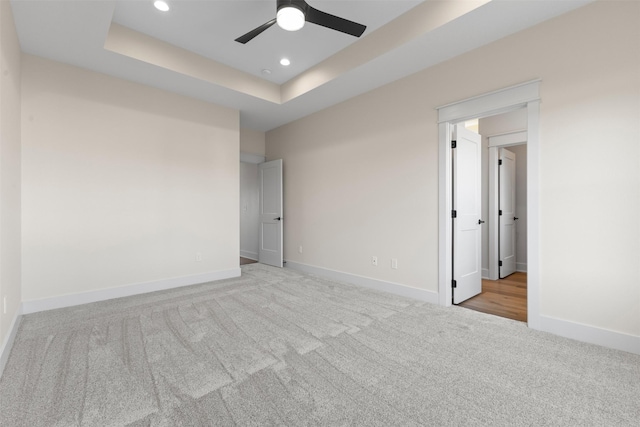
[268,84,436,289]
[0,0,22,349]
[267,2,640,336]
[240,128,265,156]
[21,55,239,302]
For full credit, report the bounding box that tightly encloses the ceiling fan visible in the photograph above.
[235,0,367,44]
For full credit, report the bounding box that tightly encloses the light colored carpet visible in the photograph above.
[1,263,638,426]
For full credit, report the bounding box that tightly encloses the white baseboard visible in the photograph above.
[482,268,490,279]
[285,261,439,305]
[240,250,258,261]
[21,268,241,315]
[286,261,639,355]
[516,262,527,272]
[540,315,640,355]
[0,306,23,379]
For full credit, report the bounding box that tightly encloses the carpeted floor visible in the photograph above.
[1,263,639,426]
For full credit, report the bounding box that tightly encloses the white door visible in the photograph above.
[258,159,283,267]
[452,124,482,304]
[499,148,516,278]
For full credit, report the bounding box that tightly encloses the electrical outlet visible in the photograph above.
[195,252,202,262]
[298,246,303,254]
[372,256,378,266]
[391,258,398,269]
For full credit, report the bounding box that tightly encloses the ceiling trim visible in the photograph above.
[12,0,593,131]
[104,23,281,104]
[437,79,542,124]
[281,0,489,103]
[104,1,490,107]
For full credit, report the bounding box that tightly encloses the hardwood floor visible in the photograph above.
[240,257,258,265]
[458,272,527,322]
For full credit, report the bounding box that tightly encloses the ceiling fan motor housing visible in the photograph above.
[277,0,309,15]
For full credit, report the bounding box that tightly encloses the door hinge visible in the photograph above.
[499,209,503,216]
[451,210,457,218]
[499,159,503,165]
[451,279,457,289]
[499,260,503,267]
[451,140,457,149]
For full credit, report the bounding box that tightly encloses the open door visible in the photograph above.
[258,159,283,267]
[499,148,516,278]
[452,124,482,304]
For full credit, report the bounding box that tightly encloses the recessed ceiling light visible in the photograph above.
[280,58,291,66]
[154,1,169,12]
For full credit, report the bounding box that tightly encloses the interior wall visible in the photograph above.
[240,128,265,156]
[268,87,434,290]
[0,0,22,347]
[479,109,528,274]
[21,55,240,302]
[267,2,640,337]
[240,162,259,260]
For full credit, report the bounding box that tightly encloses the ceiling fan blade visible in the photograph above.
[305,6,366,38]
[235,18,277,44]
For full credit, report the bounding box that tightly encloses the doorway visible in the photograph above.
[239,154,284,268]
[452,113,528,322]
[486,120,528,281]
[437,80,541,329]
[240,156,262,264]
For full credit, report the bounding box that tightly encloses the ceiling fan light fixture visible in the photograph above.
[277,6,305,31]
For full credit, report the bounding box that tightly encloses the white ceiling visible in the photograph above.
[11,0,593,131]
[113,0,423,85]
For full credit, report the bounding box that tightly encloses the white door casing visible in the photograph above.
[437,79,541,329]
[258,159,283,267]
[499,148,516,278]
[452,124,482,304]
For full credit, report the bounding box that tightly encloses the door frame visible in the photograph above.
[437,80,541,329]
[258,159,284,268]
[240,152,266,262]
[488,131,527,280]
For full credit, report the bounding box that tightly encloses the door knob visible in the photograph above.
[478,219,485,224]
[273,217,281,221]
